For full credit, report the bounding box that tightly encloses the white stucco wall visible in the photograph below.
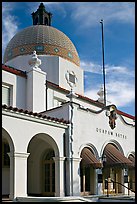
[5,55,59,85]
[45,102,135,159]
[39,55,59,85]
[2,110,67,154]
[71,103,135,159]
[26,67,46,112]
[44,103,70,121]
[5,55,31,72]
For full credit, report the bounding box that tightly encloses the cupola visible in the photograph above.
[31,3,52,26]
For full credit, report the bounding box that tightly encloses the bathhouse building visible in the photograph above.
[2,3,135,200]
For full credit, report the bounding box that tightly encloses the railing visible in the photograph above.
[105,179,135,197]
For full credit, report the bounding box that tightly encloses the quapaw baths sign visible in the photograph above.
[96,128,127,139]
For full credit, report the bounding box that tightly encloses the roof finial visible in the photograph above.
[28,50,41,69]
[97,84,105,104]
[97,84,112,105]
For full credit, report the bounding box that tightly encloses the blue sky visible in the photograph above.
[2,2,135,116]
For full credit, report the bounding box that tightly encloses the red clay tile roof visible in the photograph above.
[47,81,104,107]
[116,109,135,120]
[2,64,27,78]
[2,104,69,125]
[47,81,135,120]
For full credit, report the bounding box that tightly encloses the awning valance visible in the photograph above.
[81,148,102,169]
[104,144,133,168]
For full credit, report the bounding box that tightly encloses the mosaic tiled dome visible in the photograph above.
[3,25,80,66]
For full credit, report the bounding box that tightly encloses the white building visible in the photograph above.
[2,3,135,201]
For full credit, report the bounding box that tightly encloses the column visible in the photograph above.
[90,167,96,194]
[115,172,118,194]
[8,152,30,200]
[53,157,65,197]
[124,169,129,195]
[72,157,82,196]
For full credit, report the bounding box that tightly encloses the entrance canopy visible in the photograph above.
[103,144,133,168]
[81,148,102,169]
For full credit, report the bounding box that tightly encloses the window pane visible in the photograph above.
[2,86,10,106]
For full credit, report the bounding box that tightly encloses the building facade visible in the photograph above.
[2,3,135,200]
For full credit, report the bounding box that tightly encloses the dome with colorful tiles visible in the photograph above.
[3,25,80,66]
[3,3,80,66]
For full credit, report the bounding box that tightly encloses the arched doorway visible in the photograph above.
[80,147,102,195]
[27,134,59,197]
[102,143,133,195]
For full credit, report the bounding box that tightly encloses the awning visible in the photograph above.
[128,154,135,168]
[103,144,133,168]
[81,148,102,169]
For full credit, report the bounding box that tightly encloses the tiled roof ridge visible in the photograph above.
[2,104,69,124]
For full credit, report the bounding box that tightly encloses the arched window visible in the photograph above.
[45,17,48,25]
[34,17,38,25]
